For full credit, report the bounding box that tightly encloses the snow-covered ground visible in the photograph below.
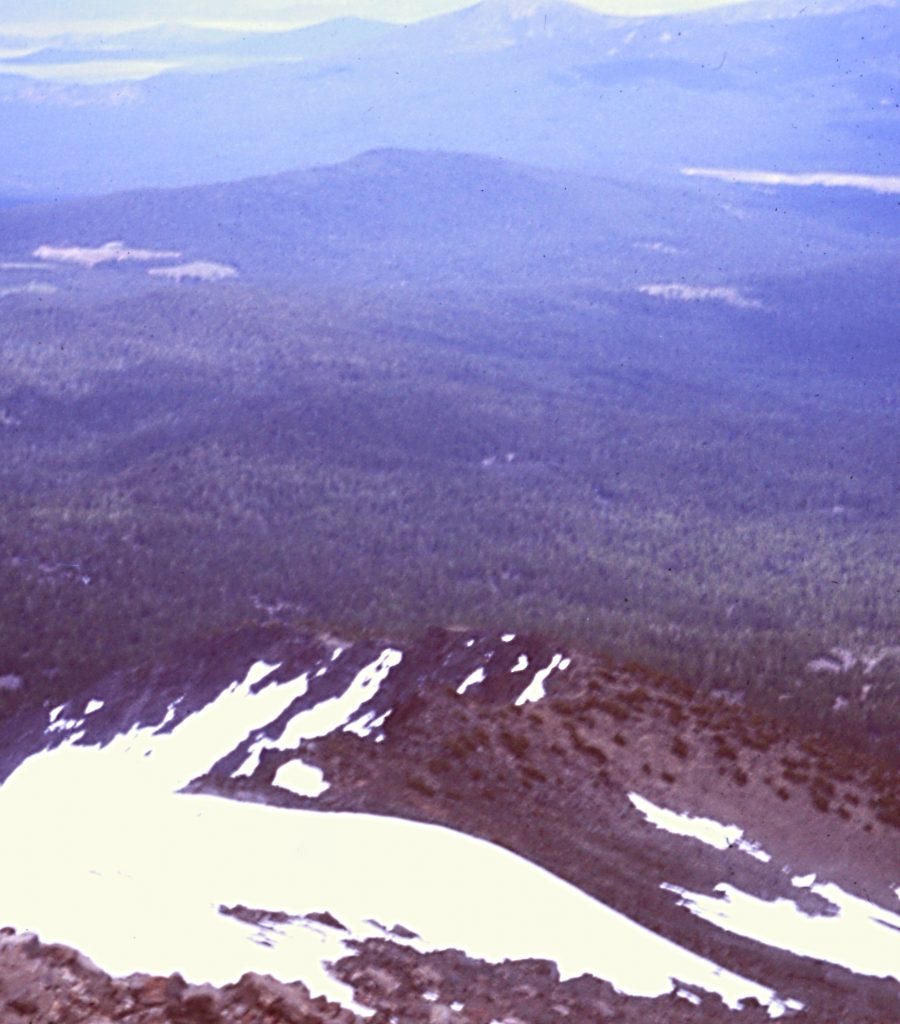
[148,260,237,281]
[515,653,568,706]
[629,793,771,863]
[682,168,900,195]
[638,283,762,310]
[664,877,900,982]
[628,792,900,981]
[34,241,180,267]
[0,660,805,1017]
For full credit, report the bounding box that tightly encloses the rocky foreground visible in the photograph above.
[0,928,356,1024]
[0,927,837,1024]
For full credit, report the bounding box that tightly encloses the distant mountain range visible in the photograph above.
[0,0,896,195]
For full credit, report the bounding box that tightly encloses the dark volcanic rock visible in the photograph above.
[0,929,358,1023]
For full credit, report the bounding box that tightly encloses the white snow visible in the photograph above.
[629,794,772,863]
[234,650,402,777]
[344,709,391,739]
[511,654,529,673]
[0,662,805,1018]
[682,166,900,195]
[48,705,65,724]
[148,260,237,282]
[46,715,85,735]
[638,283,762,310]
[515,654,562,706]
[84,699,105,715]
[272,760,330,799]
[635,241,682,255]
[663,877,900,981]
[457,667,486,695]
[806,644,900,676]
[677,988,702,1005]
[34,241,181,268]
[501,633,516,642]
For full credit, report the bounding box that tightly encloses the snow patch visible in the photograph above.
[629,794,771,863]
[515,654,562,706]
[46,715,85,735]
[148,260,237,282]
[235,650,402,777]
[663,877,900,981]
[682,166,900,195]
[344,709,391,739]
[511,654,529,673]
[84,699,104,715]
[34,241,181,268]
[457,667,486,696]
[638,283,761,310]
[272,760,330,799]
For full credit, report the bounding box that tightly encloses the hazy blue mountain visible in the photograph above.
[0,0,896,195]
[6,17,393,65]
[1,148,893,287]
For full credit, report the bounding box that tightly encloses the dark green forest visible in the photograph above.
[1,263,897,755]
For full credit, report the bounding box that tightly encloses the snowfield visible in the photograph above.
[0,660,807,1017]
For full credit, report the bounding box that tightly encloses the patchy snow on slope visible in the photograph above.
[629,793,771,863]
[662,875,900,981]
[638,283,762,310]
[84,699,104,715]
[149,260,237,281]
[806,644,900,675]
[511,654,529,673]
[682,166,900,195]
[344,708,391,739]
[34,241,181,268]
[234,649,402,777]
[46,715,85,735]
[515,653,563,706]
[0,685,800,1018]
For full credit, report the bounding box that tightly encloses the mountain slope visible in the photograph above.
[0,624,896,1022]
[0,148,894,287]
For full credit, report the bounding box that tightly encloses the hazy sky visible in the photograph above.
[1,1,754,35]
